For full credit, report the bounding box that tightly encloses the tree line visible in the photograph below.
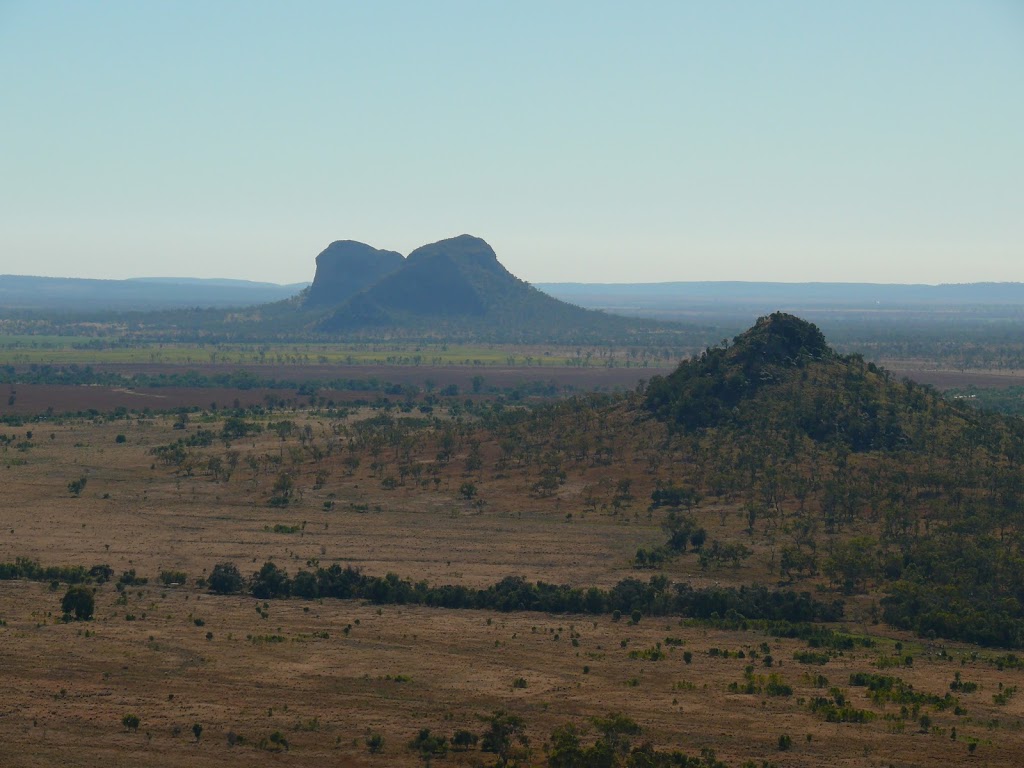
[208,561,842,623]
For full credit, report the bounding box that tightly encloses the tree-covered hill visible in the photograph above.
[647,312,932,451]
[638,314,1024,645]
[410,313,1022,647]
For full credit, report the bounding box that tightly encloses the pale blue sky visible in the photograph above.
[1,1,1021,284]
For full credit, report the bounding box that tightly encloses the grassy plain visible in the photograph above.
[1,399,1023,768]
[0,337,682,369]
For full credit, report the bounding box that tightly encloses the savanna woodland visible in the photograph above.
[2,311,1024,767]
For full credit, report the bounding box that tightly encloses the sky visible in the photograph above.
[1,1,1022,285]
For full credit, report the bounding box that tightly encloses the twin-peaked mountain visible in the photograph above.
[301,234,668,340]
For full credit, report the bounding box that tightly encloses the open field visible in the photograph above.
[0,363,672,417]
[0,384,314,416]
[882,366,1024,390]
[0,338,685,368]
[1,404,1023,766]
[5,355,1023,424]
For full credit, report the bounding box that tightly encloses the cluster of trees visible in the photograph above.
[544,713,739,768]
[0,557,111,585]
[209,561,842,623]
[399,711,765,767]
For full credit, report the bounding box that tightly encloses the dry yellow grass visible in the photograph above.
[0,410,1022,766]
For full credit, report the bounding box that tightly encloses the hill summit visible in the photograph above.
[645,312,905,450]
[732,311,831,366]
[304,240,404,306]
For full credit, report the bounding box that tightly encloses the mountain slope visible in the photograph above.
[645,312,910,450]
[632,313,1024,646]
[317,234,672,341]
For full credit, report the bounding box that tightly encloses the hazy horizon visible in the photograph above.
[2,2,1021,285]
[4,270,1024,290]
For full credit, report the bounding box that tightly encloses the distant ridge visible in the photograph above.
[0,275,307,311]
[539,280,1024,306]
[129,277,309,289]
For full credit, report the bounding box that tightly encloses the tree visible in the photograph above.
[251,561,291,599]
[480,710,529,767]
[452,729,478,751]
[546,723,586,768]
[590,713,641,760]
[67,476,87,497]
[192,723,203,741]
[823,537,878,594]
[270,471,295,505]
[208,562,243,594]
[661,510,697,553]
[122,713,140,732]
[650,483,701,511]
[61,585,94,620]
[409,728,448,765]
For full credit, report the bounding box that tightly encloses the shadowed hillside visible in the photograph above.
[316,234,678,342]
[303,240,404,306]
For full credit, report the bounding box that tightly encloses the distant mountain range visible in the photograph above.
[538,280,1024,321]
[5,246,1024,337]
[0,274,308,311]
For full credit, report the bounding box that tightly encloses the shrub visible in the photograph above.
[122,713,140,732]
[258,731,289,751]
[366,733,384,753]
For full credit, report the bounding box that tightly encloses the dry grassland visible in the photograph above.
[0,411,1022,766]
